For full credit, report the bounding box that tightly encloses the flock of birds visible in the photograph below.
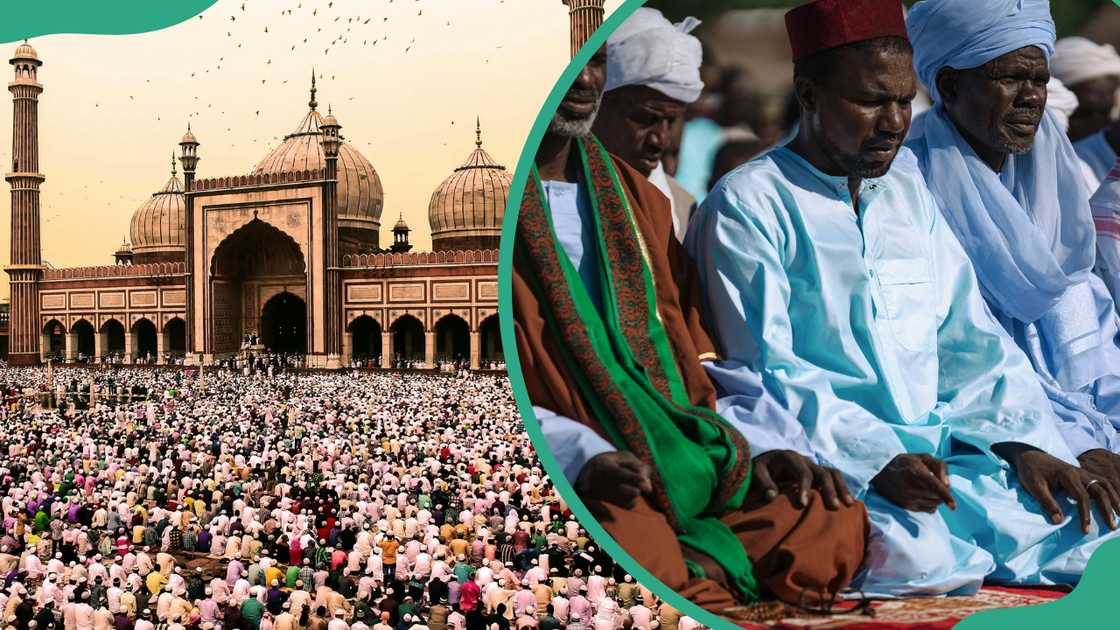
[8,0,523,236]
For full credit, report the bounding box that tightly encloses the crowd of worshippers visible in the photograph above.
[0,367,701,630]
[514,0,1120,623]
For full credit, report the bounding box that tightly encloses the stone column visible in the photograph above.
[66,332,77,362]
[40,333,48,361]
[125,331,136,365]
[343,331,353,365]
[381,332,391,369]
[156,329,166,365]
[424,331,435,369]
[94,330,103,363]
[470,331,481,371]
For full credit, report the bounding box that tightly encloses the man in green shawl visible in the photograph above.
[512,44,868,616]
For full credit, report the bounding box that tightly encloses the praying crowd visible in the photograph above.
[515,0,1120,623]
[0,366,703,630]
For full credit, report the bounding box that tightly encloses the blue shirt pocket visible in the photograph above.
[876,258,936,353]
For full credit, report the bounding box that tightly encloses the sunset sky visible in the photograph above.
[0,0,621,299]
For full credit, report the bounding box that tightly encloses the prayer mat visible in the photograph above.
[727,585,1068,629]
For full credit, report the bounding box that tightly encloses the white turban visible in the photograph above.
[1051,36,1120,88]
[604,8,704,104]
[1046,77,1079,134]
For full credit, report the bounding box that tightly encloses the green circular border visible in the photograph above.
[0,0,216,41]
[495,2,1120,628]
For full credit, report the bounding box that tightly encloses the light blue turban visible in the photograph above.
[907,0,1056,100]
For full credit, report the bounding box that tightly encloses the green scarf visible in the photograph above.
[516,136,758,601]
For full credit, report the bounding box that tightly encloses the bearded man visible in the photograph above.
[513,40,866,615]
[688,0,1120,597]
[591,8,701,242]
[906,0,1120,490]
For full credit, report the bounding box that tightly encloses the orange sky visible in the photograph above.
[0,0,620,300]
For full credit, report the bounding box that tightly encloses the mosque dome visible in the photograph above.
[252,77,384,246]
[12,42,38,62]
[428,120,510,252]
[129,159,186,265]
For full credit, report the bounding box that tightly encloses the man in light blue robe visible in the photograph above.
[687,0,1120,597]
[904,0,1120,486]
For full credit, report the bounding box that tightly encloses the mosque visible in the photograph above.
[4,42,510,369]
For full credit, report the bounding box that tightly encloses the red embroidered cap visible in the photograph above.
[785,0,908,62]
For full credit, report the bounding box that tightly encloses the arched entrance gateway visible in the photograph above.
[391,315,425,365]
[209,219,307,356]
[261,292,307,354]
[165,318,186,357]
[71,320,95,359]
[434,314,469,363]
[349,316,382,363]
[43,320,65,360]
[479,315,503,365]
[133,319,158,360]
[102,320,125,357]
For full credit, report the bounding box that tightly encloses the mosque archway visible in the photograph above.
[391,315,425,364]
[261,292,307,354]
[43,320,66,360]
[479,315,503,365]
[210,219,306,355]
[133,319,158,359]
[101,319,126,356]
[434,314,470,362]
[165,318,187,356]
[349,316,382,362]
[71,320,95,358]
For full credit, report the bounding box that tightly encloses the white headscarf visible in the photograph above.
[1051,36,1120,88]
[604,8,704,104]
[1046,76,1079,134]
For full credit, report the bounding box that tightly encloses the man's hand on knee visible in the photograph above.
[1076,449,1120,499]
[871,453,956,513]
[575,452,653,509]
[752,450,854,510]
[996,442,1118,533]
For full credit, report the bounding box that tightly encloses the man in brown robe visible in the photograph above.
[511,46,868,616]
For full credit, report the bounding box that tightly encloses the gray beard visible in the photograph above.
[548,103,601,138]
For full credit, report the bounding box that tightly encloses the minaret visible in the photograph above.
[114,238,133,265]
[179,124,200,357]
[391,213,412,253]
[320,104,343,368]
[5,41,44,366]
[562,0,606,58]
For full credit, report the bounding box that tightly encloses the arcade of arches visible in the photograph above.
[40,316,188,362]
[345,313,503,369]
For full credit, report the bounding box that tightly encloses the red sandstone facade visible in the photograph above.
[8,45,504,370]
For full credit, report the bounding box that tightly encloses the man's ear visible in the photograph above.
[935,67,958,104]
[793,76,817,114]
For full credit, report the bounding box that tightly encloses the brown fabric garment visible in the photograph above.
[513,152,720,442]
[512,148,869,610]
[587,493,868,609]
